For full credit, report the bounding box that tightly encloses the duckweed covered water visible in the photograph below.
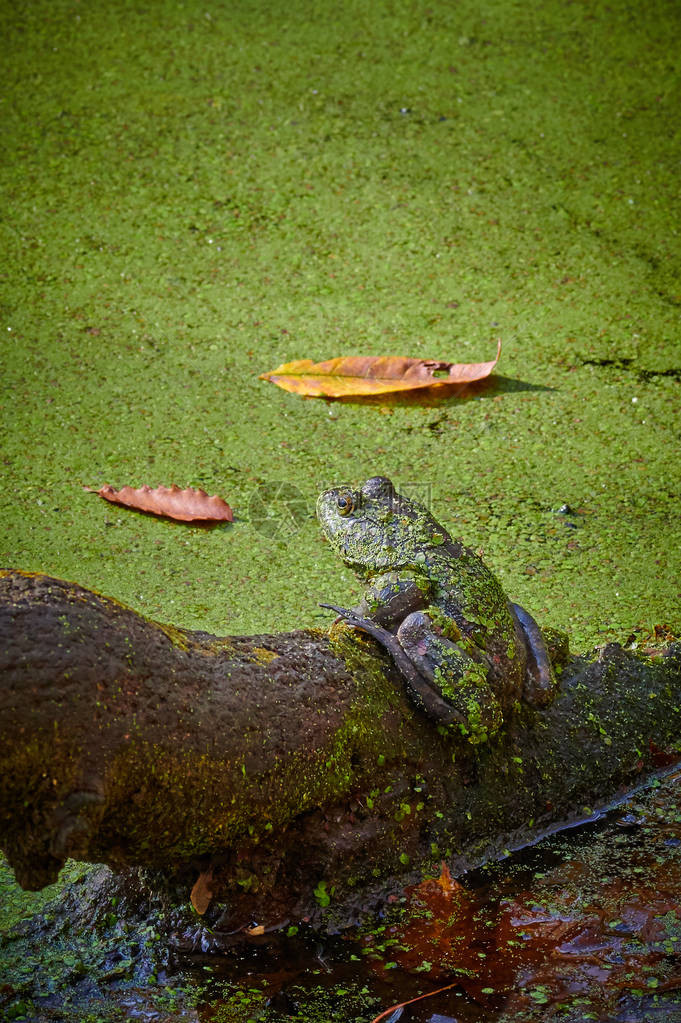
[1,0,679,650]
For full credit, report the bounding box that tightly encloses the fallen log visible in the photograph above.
[1,569,679,931]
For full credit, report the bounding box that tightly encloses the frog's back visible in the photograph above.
[430,542,521,658]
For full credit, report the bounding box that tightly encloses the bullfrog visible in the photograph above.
[317,476,555,743]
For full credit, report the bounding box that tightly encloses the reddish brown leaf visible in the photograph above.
[259,339,501,397]
[190,868,214,915]
[94,484,233,523]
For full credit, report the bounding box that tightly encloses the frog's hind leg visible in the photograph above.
[397,611,503,741]
[510,602,555,706]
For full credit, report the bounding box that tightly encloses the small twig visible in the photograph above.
[369,980,460,1023]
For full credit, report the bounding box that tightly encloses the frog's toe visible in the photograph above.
[320,602,396,644]
[320,602,352,626]
[321,602,372,630]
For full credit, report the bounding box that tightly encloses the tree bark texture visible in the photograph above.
[1,569,680,931]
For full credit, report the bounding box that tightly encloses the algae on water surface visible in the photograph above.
[0,0,679,655]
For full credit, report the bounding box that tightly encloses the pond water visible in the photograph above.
[3,768,681,1022]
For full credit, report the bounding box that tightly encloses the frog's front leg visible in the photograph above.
[321,603,502,742]
[397,611,503,743]
[320,603,468,727]
[356,571,428,630]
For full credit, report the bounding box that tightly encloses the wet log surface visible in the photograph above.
[1,569,679,931]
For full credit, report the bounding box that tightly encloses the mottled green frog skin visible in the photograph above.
[317,476,554,743]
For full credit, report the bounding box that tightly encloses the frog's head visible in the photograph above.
[316,475,450,576]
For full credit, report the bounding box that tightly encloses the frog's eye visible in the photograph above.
[336,492,355,516]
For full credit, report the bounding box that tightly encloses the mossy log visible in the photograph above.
[1,569,680,931]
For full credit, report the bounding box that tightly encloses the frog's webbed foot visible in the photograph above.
[320,603,467,726]
[510,602,556,706]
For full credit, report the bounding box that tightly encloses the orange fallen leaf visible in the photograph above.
[190,867,214,915]
[434,860,462,895]
[92,484,233,523]
[259,339,501,397]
